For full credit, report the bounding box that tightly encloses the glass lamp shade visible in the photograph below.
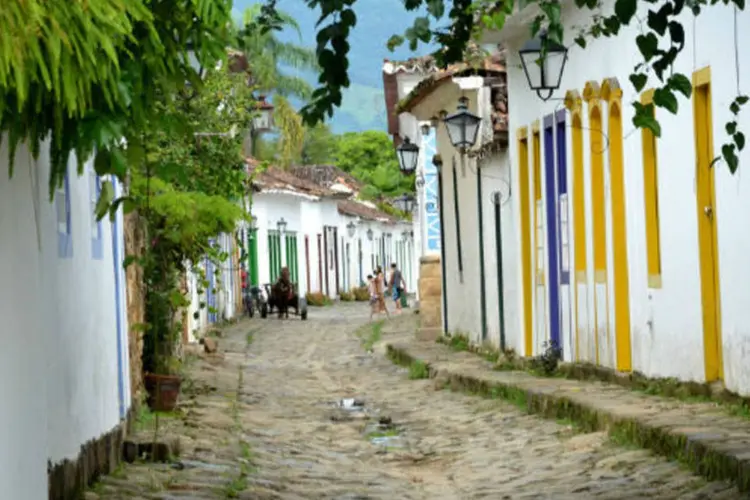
[347,222,356,238]
[396,137,419,175]
[519,30,569,93]
[366,228,374,241]
[252,96,274,132]
[394,194,415,213]
[277,218,287,232]
[443,97,481,150]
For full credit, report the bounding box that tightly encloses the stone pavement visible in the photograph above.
[88,304,742,499]
[386,335,750,496]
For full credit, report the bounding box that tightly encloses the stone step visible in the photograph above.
[385,341,750,493]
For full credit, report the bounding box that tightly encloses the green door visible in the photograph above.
[248,229,259,286]
[268,230,281,282]
[285,232,299,284]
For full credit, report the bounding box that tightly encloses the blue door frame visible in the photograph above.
[543,115,561,347]
[556,110,570,285]
[110,176,126,419]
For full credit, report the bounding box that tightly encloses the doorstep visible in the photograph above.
[385,339,750,493]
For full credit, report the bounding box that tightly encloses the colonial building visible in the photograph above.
[480,1,750,395]
[385,54,512,346]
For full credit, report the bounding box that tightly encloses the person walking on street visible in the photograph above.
[389,262,406,314]
[374,266,390,319]
[367,274,379,321]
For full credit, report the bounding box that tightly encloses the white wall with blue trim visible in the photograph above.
[0,140,130,498]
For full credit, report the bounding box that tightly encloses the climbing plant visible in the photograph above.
[258,0,748,173]
[116,67,255,376]
[0,0,233,194]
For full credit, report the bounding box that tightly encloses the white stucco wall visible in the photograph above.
[0,140,130,498]
[499,2,750,394]
[481,152,523,353]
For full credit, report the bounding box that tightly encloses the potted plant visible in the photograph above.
[142,262,187,412]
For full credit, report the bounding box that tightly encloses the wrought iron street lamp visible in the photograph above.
[394,194,416,213]
[519,29,569,101]
[277,217,287,232]
[252,96,274,132]
[443,96,482,153]
[396,137,419,175]
[366,228,374,241]
[347,221,356,238]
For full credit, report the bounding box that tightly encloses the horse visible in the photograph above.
[266,270,295,319]
[269,281,300,318]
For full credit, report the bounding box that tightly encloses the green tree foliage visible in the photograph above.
[236,4,316,166]
[236,4,319,100]
[0,0,233,193]
[117,67,254,375]
[301,123,337,164]
[258,0,748,173]
[333,130,414,200]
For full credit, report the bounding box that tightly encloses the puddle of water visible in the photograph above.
[339,398,365,410]
[173,459,232,472]
[369,435,405,448]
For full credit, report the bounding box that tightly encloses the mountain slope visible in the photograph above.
[232,0,441,133]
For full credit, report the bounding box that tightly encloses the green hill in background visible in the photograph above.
[232,0,442,133]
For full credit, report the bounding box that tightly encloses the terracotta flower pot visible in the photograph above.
[144,373,182,412]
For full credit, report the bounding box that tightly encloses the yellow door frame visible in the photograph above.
[517,127,534,357]
[692,66,724,382]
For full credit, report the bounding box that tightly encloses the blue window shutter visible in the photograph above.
[91,171,104,260]
[57,171,73,258]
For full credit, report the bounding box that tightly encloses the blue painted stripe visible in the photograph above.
[544,121,561,347]
[110,175,126,419]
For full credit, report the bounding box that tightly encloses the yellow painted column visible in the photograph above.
[584,81,608,365]
[565,90,587,362]
[602,78,632,372]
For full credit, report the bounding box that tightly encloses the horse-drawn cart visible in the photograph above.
[263,282,308,320]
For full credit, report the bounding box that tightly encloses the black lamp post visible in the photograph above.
[519,29,569,101]
[396,137,420,175]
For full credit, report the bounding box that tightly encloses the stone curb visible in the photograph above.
[385,342,750,493]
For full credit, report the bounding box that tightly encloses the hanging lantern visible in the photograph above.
[519,29,569,101]
[396,137,420,175]
[443,96,482,152]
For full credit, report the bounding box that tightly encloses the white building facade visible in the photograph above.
[392,60,517,350]
[0,141,131,498]
[383,59,444,305]
[483,1,750,395]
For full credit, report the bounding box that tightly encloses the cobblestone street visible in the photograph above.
[91,304,741,499]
